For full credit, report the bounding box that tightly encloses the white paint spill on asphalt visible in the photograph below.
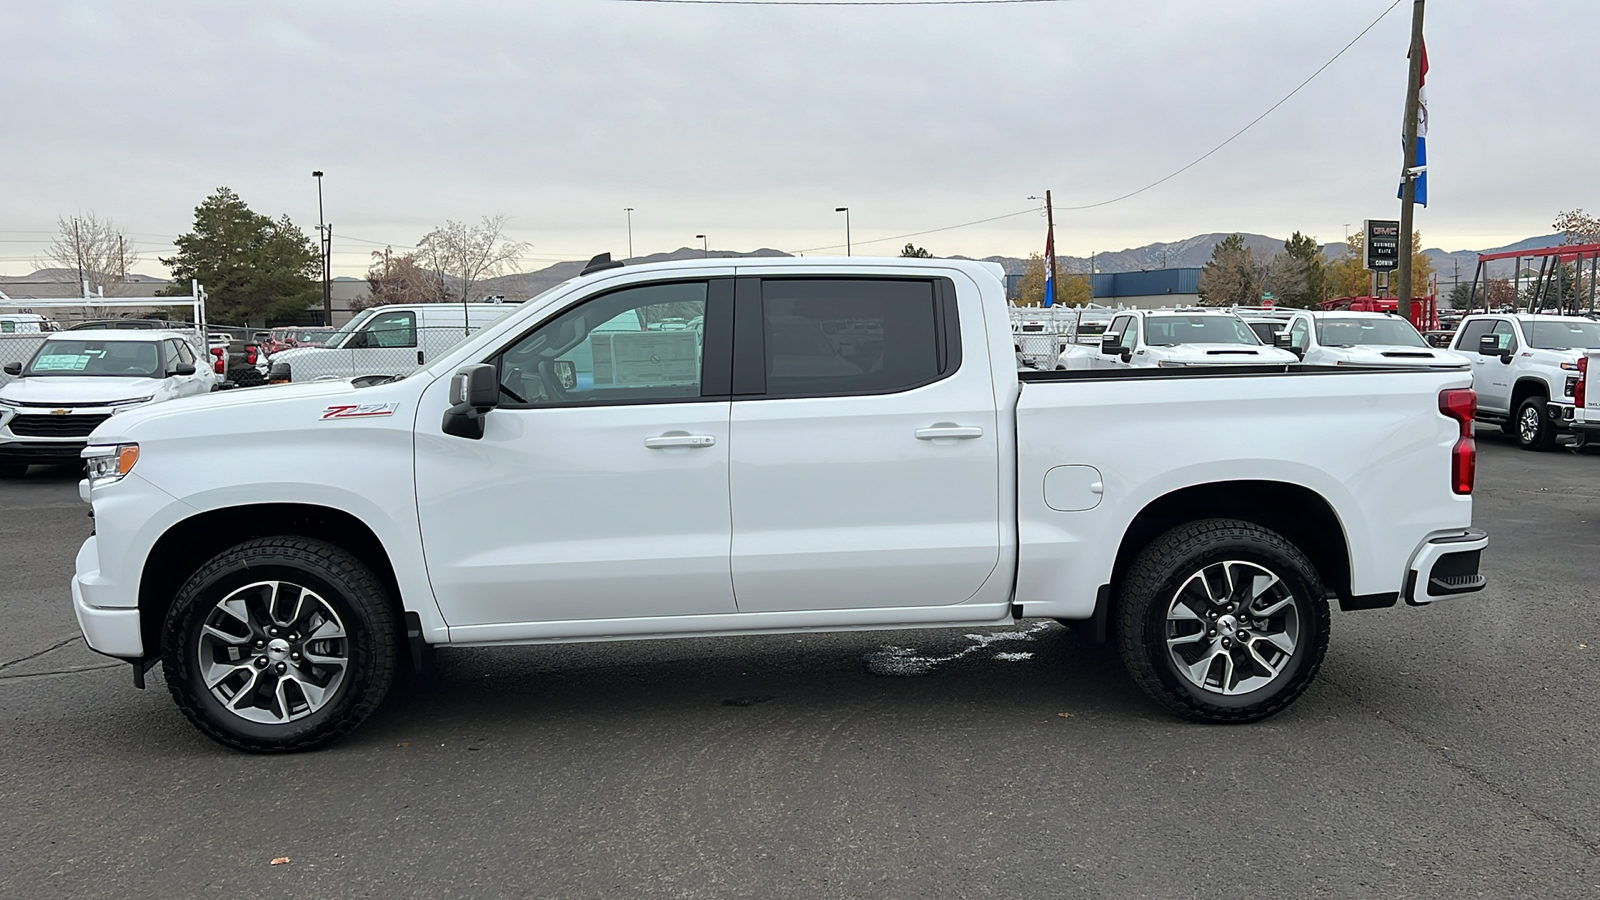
[864,621,1051,677]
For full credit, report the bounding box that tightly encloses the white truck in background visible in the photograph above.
[71,256,1485,752]
[1095,309,1299,368]
[1449,313,1600,450]
[265,302,520,384]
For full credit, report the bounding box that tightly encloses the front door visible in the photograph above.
[415,277,737,632]
[1480,319,1519,413]
[727,275,1001,613]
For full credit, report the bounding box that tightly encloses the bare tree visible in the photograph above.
[414,215,530,303]
[40,213,141,296]
[360,248,440,309]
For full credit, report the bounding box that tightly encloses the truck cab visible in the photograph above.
[1450,313,1600,450]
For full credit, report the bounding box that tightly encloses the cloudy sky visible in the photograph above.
[3,0,1592,278]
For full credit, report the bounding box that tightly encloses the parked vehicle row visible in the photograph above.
[1448,313,1600,451]
[70,255,1485,752]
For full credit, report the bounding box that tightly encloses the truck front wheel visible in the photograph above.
[1116,519,1330,723]
[1515,396,1558,451]
[162,537,399,752]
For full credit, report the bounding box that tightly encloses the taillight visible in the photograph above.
[1577,356,1588,408]
[246,346,257,365]
[1439,388,1476,495]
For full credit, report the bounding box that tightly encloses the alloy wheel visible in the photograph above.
[196,580,349,724]
[1520,404,1541,445]
[1164,560,1301,696]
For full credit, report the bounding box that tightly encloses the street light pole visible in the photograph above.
[695,234,707,258]
[835,207,850,256]
[624,207,634,260]
[312,170,331,326]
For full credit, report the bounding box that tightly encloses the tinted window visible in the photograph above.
[1456,318,1494,351]
[1489,320,1518,352]
[497,281,708,407]
[1144,316,1259,346]
[1527,320,1600,350]
[760,279,942,396]
[1315,317,1428,347]
[1246,322,1280,344]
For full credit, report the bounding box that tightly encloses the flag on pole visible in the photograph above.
[1400,37,1429,207]
[1042,228,1055,308]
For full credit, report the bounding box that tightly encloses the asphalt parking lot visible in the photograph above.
[2,431,1597,900]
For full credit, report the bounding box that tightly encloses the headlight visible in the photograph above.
[108,396,154,414]
[82,443,140,486]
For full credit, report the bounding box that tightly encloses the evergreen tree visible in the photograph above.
[160,187,320,327]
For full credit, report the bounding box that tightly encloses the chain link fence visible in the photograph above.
[0,335,48,389]
[263,324,488,383]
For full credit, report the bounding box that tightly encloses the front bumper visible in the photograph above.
[0,439,89,464]
[1405,529,1489,605]
[71,536,143,658]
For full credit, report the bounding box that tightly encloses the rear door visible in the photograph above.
[726,274,1001,613]
[352,308,421,377]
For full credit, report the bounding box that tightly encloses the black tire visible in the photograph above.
[1116,518,1330,723]
[1515,395,1558,451]
[0,464,27,479]
[162,537,398,752]
[1498,418,1517,437]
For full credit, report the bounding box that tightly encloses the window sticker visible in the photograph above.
[35,353,94,371]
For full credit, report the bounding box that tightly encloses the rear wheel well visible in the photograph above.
[1110,481,1351,606]
[137,504,402,660]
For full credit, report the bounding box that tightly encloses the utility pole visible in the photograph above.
[1045,191,1059,304]
[1396,0,1426,322]
[118,235,127,286]
[313,171,332,326]
[72,218,85,290]
[624,208,634,260]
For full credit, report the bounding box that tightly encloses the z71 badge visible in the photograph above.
[321,403,399,420]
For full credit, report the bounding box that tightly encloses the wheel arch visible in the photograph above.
[1110,480,1352,608]
[137,503,404,659]
[1511,376,1551,407]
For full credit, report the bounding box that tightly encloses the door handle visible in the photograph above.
[417,350,425,365]
[915,425,984,441]
[644,434,716,449]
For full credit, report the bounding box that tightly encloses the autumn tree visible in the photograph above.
[1323,232,1369,299]
[1012,253,1090,306]
[414,215,529,303]
[40,213,140,296]
[159,188,320,327]
[1553,209,1600,244]
[1197,234,1262,306]
[900,243,932,258]
[1406,230,1434,299]
[362,249,441,308]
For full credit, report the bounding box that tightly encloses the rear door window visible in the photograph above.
[740,278,957,397]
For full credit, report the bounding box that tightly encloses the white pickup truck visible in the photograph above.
[1449,313,1600,450]
[1094,309,1299,368]
[70,256,1487,752]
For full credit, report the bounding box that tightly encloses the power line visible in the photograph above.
[795,0,1405,253]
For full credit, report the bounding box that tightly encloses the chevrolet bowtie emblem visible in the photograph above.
[50,408,69,415]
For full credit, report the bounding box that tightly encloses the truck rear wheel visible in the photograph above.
[162,537,398,752]
[1116,518,1330,723]
[1516,396,1558,451]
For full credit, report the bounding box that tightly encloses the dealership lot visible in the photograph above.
[2,433,1597,899]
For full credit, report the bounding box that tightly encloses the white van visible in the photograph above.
[265,302,521,383]
[0,314,51,334]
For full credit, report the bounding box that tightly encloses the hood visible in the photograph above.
[1321,345,1473,368]
[0,376,162,406]
[90,378,368,441]
[1151,344,1300,365]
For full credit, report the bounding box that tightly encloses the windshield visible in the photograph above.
[1144,316,1260,346]
[1527,320,1600,350]
[320,308,378,349]
[25,339,162,377]
[1315,317,1428,348]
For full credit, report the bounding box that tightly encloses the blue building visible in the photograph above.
[1089,268,1202,308]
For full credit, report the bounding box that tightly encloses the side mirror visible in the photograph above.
[2,362,20,376]
[1099,334,1122,356]
[174,363,197,376]
[442,363,500,440]
[1274,331,1293,349]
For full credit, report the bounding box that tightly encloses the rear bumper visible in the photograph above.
[1405,529,1489,605]
[71,536,143,658]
